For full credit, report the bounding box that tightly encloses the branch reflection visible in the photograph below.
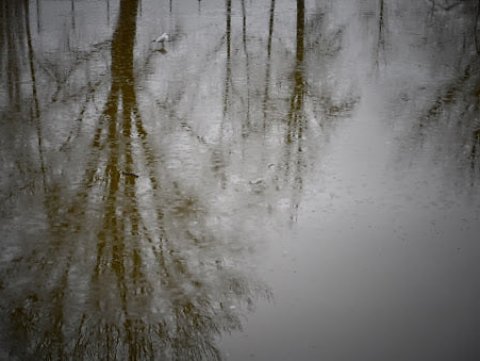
[0,1,269,360]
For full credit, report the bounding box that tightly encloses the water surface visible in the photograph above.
[1,0,480,360]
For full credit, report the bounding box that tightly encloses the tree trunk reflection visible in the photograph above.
[0,1,269,360]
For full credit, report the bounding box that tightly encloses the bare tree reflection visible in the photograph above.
[405,2,480,182]
[0,0,269,359]
[24,0,46,189]
[375,0,386,69]
[241,0,251,135]
[0,0,367,358]
[222,0,232,121]
[1,0,26,113]
[475,0,480,55]
[262,0,358,221]
[281,0,306,220]
[262,0,276,129]
[36,0,41,32]
[0,0,49,210]
[71,0,76,30]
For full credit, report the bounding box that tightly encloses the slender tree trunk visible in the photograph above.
[71,0,75,30]
[241,0,251,133]
[24,0,46,186]
[222,0,232,119]
[475,0,480,55]
[36,0,41,33]
[262,0,276,128]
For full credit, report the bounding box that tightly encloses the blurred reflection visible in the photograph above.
[375,0,386,69]
[281,0,306,220]
[222,0,232,121]
[399,1,480,182]
[0,0,269,360]
[3,0,479,360]
[262,0,276,128]
[1,0,27,113]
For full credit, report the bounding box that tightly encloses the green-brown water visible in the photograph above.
[1,1,480,360]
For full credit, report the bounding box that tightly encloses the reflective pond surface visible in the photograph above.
[1,0,480,360]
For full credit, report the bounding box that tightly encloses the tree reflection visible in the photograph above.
[0,0,269,360]
[266,0,357,220]
[404,2,480,181]
[1,0,26,113]
[475,0,480,55]
[281,0,306,220]
[262,0,276,128]
[222,0,232,121]
[0,0,48,207]
[375,0,386,69]
[1,0,366,359]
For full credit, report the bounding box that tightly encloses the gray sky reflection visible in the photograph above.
[1,0,480,360]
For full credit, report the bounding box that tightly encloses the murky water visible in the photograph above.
[1,0,480,360]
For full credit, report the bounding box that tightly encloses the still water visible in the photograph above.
[1,0,480,360]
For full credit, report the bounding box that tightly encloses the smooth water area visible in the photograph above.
[1,0,480,360]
